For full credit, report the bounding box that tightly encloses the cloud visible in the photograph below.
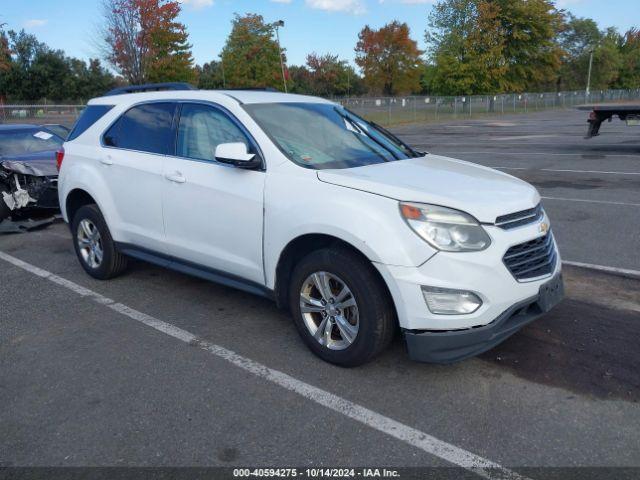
[180,0,214,9]
[271,0,293,3]
[305,0,366,14]
[24,19,47,28]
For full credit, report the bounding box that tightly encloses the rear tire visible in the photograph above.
[289,247,395,367]
[71,204,127,280]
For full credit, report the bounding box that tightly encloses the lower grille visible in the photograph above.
[503,232,557,281]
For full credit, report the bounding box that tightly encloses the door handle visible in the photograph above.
[100,155,113,166]
[164,171,186,184]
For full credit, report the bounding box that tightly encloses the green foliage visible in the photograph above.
[616,29,640,89]
[196,61,225,89]
[0,29,116,101]
[427,0,506,95]
[427,0,563,94]
[220,13,284,90]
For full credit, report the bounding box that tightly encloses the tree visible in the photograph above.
[426,0,563,94]
[220,14,285,90]
[558,15,624,91]
[426,0,506,95]
[355,21,423,95]
[197,60,225,89]
[101,0,195,84]
[616,28,640,89]
[305,53,359,97]
[491,0,564,92]
[0,25,10,73]
[0,28,116,101]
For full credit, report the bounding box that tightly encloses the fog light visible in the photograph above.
[421,286,482,315]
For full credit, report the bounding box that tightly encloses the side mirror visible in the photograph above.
[215,142,261,169]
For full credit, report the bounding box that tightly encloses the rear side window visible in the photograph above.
[103,103,175,154]
[67,105,114,142]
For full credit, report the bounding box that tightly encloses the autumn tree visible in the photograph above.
[355,21,423,95]
[0,25,10,74]
[220,14,285,90]
[304,53,359,96]
[101,0,195,84]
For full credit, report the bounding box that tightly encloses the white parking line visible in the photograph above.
[541,196,640,207]
[563,261,640,279]
[430,151,639,157]
[0,250,528,480]
[493,167,640,176]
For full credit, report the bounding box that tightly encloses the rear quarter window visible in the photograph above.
[67,105,114,142]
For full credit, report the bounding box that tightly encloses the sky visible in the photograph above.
[1,0,638,69]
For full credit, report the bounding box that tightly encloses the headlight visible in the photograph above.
[399,202,491,252]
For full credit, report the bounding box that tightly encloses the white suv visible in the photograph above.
[58,84,564,366]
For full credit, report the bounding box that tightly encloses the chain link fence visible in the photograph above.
[2,88,640,128]
[338,89,640,126]
[0,104,84,127]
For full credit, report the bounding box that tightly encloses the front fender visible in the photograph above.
[263,170,436,289]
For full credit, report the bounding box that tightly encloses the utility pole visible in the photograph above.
[274,20,288,93]
[586,48,595,98]
[220,57,226,88]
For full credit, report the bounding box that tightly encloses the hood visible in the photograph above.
[317,155,540,223]
[0,150,58,177]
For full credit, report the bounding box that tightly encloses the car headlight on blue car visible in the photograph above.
[399,202,491,252]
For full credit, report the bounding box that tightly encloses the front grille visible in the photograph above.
[503,232,557,281]
[495,204,543,230]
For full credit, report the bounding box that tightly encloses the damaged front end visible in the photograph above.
[0,160,58,223]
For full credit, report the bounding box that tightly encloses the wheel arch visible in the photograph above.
[65,188,98,224]
[273,233,397,322]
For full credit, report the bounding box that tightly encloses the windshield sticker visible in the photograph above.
[33,131,53,140]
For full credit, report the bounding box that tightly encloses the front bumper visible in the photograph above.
[404,272,564,363]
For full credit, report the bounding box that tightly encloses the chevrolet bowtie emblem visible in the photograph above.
[539,222,549,234]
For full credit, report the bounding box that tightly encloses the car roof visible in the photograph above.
[88,89,335,107]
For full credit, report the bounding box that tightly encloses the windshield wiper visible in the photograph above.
[343,108,424,158]
[334,108,400,161]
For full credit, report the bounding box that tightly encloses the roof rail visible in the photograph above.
[222,87,280,92]
[104,82,196,96]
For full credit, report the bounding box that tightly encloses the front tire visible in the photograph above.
[289,247,395,367]
[71,204,127,280]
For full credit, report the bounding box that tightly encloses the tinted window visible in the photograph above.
[0,129,63,155]
[104,103,175,154]
[68,105,113,141]
[177,104,249,162]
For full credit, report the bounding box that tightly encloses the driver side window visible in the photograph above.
[177,104,250,162]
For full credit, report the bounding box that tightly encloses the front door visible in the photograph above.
[161,102,266,285]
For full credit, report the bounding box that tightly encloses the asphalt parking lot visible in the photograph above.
[1,109,639,477]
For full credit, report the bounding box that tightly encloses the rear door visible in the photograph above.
[161,102,266,284]
[101,102,177,253]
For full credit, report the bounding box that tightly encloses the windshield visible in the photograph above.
[244,103,421,170]
[0,129,63,156]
